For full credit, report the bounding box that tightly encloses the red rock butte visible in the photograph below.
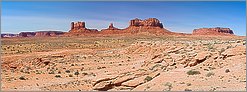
[69,21,98,33]
[192,27,234,36]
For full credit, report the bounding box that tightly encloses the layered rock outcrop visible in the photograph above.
[192,27,234,35]
[69,21,98,33]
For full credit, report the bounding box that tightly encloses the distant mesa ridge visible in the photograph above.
[18,31,64,37]
[2,18,235,38]
[192,27,234,35]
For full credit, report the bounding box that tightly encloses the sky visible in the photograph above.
[1,1,246,36]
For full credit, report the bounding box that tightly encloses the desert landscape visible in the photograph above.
[1,18,246,91]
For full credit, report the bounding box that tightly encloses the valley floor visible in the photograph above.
[1,35,246,91]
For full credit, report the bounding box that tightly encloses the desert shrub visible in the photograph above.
[36,72,41,74]
[82,72,88,75]
[185,88,192,91]
[74,70,79,76]
[144,76,153,82]
[187,70,201,75]
[48,71,55,74]
[69,74,73,77]
[150,64,161,70]
[225,69,230,73]
[19,76,26,80]
[186,83,192,86]
[164,82,172,91]
[206,72,215,77]
[219,48,225,54]
[55,75,61,78]
[207,44,214,50]
[65,70,70,73]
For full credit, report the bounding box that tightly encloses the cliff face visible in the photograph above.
[192,27,234,35]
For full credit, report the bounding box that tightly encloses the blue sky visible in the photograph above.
[2,1,246,36]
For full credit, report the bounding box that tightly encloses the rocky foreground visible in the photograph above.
[1,35,245,91]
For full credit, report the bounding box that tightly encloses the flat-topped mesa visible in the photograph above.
[69,21,98,33]
[192,27,234,35]
[35,31,64,37]
[129,18,163,28]
[19,31,64,37]
[125,18,172,34]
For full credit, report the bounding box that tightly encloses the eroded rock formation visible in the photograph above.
[192,27,234,35]
[101,23,122,34]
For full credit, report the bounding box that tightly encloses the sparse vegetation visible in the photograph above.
[19,76,26,80]
[65,70,70,73]
[186,83,192,86]
[225,69,230,73]
[74,70,79,77]
[69,74,73,77]
[55,75,61,78]
[144,76,153,82]
[164,82,172,91]
[206,72,215,77]
[187,70,201,75]
[185,88,192,91]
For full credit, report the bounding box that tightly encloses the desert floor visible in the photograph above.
[1,35,246,91]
